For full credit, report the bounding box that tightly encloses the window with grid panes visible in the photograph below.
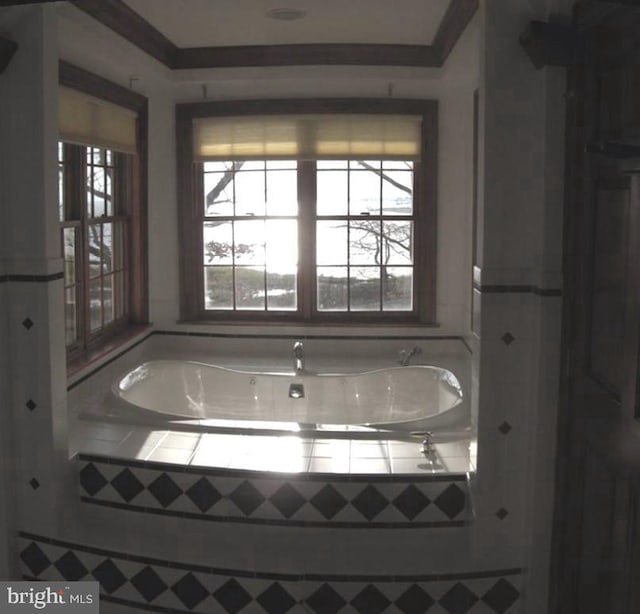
[59,143,132,354]
[59,63,148,361]
[178,100,437,324]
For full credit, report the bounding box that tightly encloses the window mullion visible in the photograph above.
[231,164,237,310]
[347,162,352,311]
[80,151,92,346]
[298,160,315,319]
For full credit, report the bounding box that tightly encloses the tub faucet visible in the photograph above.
[398,346,422,366]
[293,341,305,374]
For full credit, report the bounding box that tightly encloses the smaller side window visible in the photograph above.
[59,144,133,356]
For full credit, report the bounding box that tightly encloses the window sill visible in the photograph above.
[66,324,153,387]
[177,317,440,328]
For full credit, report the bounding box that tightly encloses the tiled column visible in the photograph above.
[471,1,566,612]
[0,5,69,555]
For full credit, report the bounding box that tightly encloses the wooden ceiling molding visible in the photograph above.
[70,0,478,69]
[70,0,177,67]
[432,0,479,63]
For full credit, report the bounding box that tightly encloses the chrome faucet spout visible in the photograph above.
[293,341,305,373]
[398,345,422,366]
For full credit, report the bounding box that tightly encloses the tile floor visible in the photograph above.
[70,419,475,475]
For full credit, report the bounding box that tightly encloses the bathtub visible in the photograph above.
[105,360,466,435]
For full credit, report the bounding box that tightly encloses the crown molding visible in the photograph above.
[70,0,478,69]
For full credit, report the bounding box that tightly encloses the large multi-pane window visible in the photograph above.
[178,100,437,324]
[59,143,131,353]
[201,160,415,314]
[59,63,148,361]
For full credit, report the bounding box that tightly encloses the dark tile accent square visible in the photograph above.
[111,468,144,503]
[392,485,431,520]
[229,480,266,516]
[438,582,478,614]
[269,483,306,519]
[213,578,252,614]
[351,485,389,521]
[395,584,435,614]
[496,508,509,520]
[256,582,297,614]
[20,542,51,577]
[501,332,515,346]
[26,399,37,411]
[305,583,347,614]
[79,463,108,497]
[92,559,127,594]
[351,584,391,614]
[54,551,88,581]
[131,566,168,602]
[185,477,221,513]
[482,578,520,614]
[310,484,348,520]
[22,317,34,330]
[29,478,40,490]
[498,421,512,435]
[171,572,210,610]
[148,472,182,508]
[434,484,466,520]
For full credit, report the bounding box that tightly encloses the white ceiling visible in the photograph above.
[122,0,452,48]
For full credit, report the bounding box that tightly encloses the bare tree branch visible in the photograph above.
[206,161,245,208]
[355,161,412,194]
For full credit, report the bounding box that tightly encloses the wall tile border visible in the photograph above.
[0,272,64,283]
[472,282,562,297]
[78,455,472,529]
[19,532,523,614]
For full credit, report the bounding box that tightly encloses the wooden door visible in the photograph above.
[551,3,640,613]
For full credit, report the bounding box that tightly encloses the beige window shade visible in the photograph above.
[59,86,137,154]
[193,114,422,161]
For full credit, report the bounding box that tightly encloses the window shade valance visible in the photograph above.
[58,86,138,154]
[193,114,423,161]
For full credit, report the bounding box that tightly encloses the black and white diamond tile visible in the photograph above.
[19,533,522,614]
[77,455,471,527]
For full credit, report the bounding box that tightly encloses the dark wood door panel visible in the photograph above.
[588,183,630,396]
[552,4,640,613]
[626,492,640,612]
[575,452,637,614]
[576,453,616,613]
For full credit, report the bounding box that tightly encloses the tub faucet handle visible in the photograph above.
[398,345,422,366]
[293,340,305,373]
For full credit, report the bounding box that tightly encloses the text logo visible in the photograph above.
[0,583,98,613]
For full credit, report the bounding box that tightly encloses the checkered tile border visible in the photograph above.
[78,455,471,528]
[19,533,522,613]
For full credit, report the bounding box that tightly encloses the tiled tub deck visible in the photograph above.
[15,421,523,614]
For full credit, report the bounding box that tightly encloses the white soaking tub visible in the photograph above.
[107,360,466,434]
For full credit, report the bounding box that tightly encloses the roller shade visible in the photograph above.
[59,86,137,154]
[193,114,422,161]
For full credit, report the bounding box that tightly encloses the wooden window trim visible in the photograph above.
[176,98,438,326]
[59,62,149,364]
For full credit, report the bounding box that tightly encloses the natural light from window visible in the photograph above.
[201,159,414,313]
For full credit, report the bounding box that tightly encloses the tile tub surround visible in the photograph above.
[77,454,472,528]
[69,421,475,475]
[19,533,522,614]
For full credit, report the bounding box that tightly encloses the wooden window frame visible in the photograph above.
[176,99,438,325]
[59,62,149,363]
